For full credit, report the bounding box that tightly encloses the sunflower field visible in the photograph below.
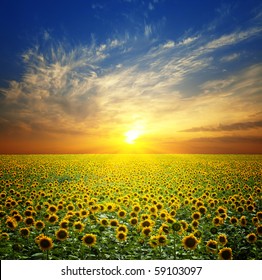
[0,154,261,260]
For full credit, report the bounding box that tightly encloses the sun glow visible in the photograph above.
[124,130,141,144]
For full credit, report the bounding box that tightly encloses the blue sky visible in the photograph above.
[0,0,262,153]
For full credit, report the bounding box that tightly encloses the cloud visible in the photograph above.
[180,121,262,132]
[220,53,241,62]
[0,19,261,148]
[201,27,262,51]
[148,2,154,10]
[187,136,262,143]
[177,36,199,46]
[91,3,104,10]
[144,24,152,37]
[162,40,175,49]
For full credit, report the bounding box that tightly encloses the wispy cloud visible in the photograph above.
[91,3,104,10]
[144,24,153,37]
[199,27,262,54]
[148,2,154,10]
[220,52,241,62]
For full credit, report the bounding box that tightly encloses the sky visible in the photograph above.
[0,0,262,154]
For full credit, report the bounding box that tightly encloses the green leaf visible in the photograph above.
[31,252,45,258]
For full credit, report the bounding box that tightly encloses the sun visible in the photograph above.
[124,130,140,144]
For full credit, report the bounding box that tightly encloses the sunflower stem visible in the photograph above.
[158,245,162,259]
[173,235,176,260]
[120,242,124,260]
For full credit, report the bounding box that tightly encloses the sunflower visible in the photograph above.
[142,226,152,237]
[191,220,199,229]
[82,234,96,246]
[88,200,95,207]
[129,217,138,226]
[220,213,227,220]
[90,205,99,213]
[157,234,167,246]
[24,210,32,217]
[140,219,154,228]
[217,206,227,215]
[48,205,58,213]
[0,210,6,218]
[198,206,207,215]
[229,216,238,225]
[132,204,141,213]
[256,224,262,236]
[58,204,64,211]
[106,203,115,212]
[150,214,157,220]
[159,223,169,234]
[48,214,58,224]
[0,192,6,199]
[182,234,199,250]
[166,217,175,224]
[149,205,157,214]
[213,216,223,226]
[156,202,163,211]
[218,247,233,260]
[239,216,247,227]
[257,211,262,221]
[192,212,201,220]
[77,202,83,209]
[206,240,217,254]
[193,230,202,239]
[246,204,255,212]
[130,211,138,217]
[75,211,81,218]
[116,231,127,241]
[159,210,168,220]
[80,209,89,218]
[38,235,53,251]
[59,220,69,229]
[67,204,75,211]
[117,209,127,218]
[246,233,257,244]
[169,210,176,217]
[196,200,204,208]
[35,220,45,230]
[44,213,50,221]
[56,228,69,241]
[6,216,18,230]
[252,217,259,226]
[19,227,30,238]
[208,201,215,208]
[237,206,244,213]
[117,224,128,233]
[180,220,188,231]
[184,199,190,206]
[218,234,228,246]
[0,232,9,240]
[74,221,85,232]
[110,219,119,227]
[172,222,182,232]
[149,236,158,248]
[13,213,23,223]
[11,208,20,215]
[141,214,150,220]
[100,218,109,227]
